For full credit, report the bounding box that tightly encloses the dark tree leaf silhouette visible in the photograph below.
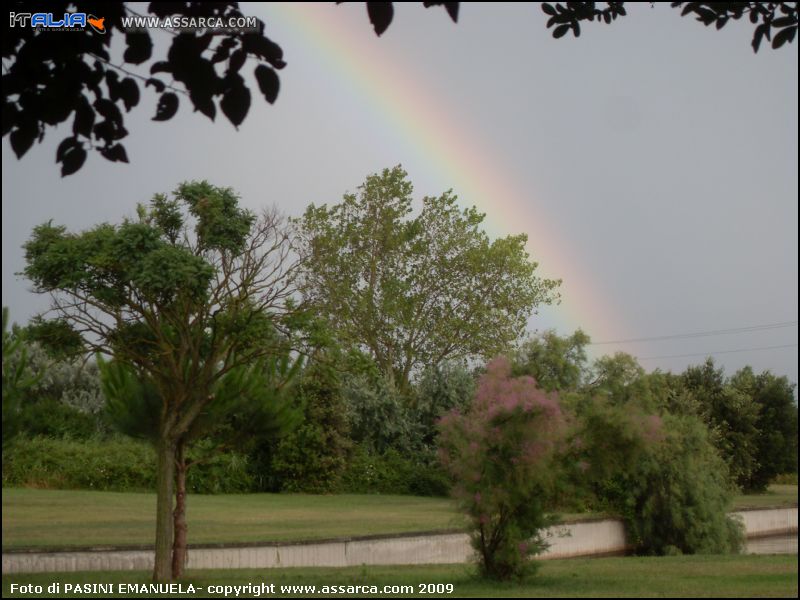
[3,2,794,176]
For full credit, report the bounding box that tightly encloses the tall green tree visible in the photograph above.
[681,359,761,490]
[730,367,798,490]
[296,166,561,393]
[21,181,302,582]
[2,308,41,445]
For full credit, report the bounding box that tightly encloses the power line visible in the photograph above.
[591,321,798,345]
[638,343,798,361]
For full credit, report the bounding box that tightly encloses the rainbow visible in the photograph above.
[259,2,628,346]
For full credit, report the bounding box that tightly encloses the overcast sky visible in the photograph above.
[2,2,797,385]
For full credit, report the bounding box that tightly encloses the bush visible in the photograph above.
[343,374,418,453]
[340,446,450,496]
[414,362,476,446]
[3,436,156,491]
[609,413,745,555]
[185,441,255,493]
[16,396,99,440]
[3,436,254,494]
[438,357,567,580]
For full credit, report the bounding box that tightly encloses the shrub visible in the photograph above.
[609,413,745,555]
[185,441,255,493]
[414,362,476,446]
[343,373,418,453]
[772,473,798,485]
[340,445,450,496]
[16,396,99,440]
[3,436,254,493]
[438,357,567,580]
[2,436,156,491]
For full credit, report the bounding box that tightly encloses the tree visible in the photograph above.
[296,166,561,393]
[438,356,567,580]
[7,3,793,177]
[681,359,761,490]
[21,181,302,581]
[2,308,41,445]
[100,353,300,578]
[269,357,352,493]
[512,329,590,392]
[730,367,798,490]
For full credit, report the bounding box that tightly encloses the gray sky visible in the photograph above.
[2,2,798,385]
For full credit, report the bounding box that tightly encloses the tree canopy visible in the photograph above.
[295,165,561,393]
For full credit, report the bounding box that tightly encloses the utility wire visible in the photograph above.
[638,343,798,361]
[591,321,797,345]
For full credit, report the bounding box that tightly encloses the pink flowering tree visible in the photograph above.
[438,357,567,580]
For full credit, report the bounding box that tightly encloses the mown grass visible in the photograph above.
[3,555,797,597]
[733,485,799,510]
[3,485,796,550]
[1,488,465,549]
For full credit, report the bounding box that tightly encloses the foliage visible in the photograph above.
[21,180,301,581]
[19,316,86,360]
[730,367,798,491]
[99,353,301,449]
[19,343,105,416]
[539,2,797,52]
[3,436,156,492]
[184,441,255,494]
[269,360,351,493]
[342,372,418,453]
[413,361,476,447]
[15,396,99,440]
[3,2,286,175]
[5,3,794,176]
[558,395,662,514]
[2,308,40,444]
[681,359,761,490]
[2,436,253,494]
[438,357,567,580]
[296,166,560,392]
[340,446,451,497]
[605,413,745,555]
[512,329,590,392]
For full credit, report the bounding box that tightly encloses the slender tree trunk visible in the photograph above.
[153,435,176,582]
[171,438,189,579]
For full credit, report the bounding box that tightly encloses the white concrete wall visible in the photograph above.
[733,508,798,537]
[3,507,795,574]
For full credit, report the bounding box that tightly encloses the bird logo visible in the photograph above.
[87,15,106,34]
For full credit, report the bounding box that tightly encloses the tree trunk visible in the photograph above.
[171,438,189,579]
[153,435,176,582]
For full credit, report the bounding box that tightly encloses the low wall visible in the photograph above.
[733,508,798,537]
[3,507,795,574]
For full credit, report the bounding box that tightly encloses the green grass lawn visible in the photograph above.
[3,485,796,550]
[1,488,465,550]
[3,555,797,597]
[733,485,799,510]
